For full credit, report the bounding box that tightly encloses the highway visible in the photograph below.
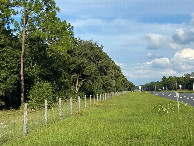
[151,92,194,107]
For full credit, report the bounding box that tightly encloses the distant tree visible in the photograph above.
[191,72,194,77]
[176,77,184,89]
[162,76,167,90]
[167,76,176,90]
[184,73,192,90]
[143,72,194,91]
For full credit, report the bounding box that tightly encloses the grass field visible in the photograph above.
[0,96,100,145]
[2,92,194,145]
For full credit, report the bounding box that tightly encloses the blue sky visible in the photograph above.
[55,0,194,85]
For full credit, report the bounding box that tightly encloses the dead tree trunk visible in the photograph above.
[75,75,79,94]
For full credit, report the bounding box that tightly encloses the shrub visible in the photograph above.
[28,81,55,109]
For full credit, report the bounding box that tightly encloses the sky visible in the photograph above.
[55,0,194,86]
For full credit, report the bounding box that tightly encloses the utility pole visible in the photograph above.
[191,76,194,91]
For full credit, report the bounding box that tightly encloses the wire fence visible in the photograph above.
[0,92,127,145]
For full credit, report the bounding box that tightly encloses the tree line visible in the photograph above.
[0,0,135,109]
[142,72,194,91]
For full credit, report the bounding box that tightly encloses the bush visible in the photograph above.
[28,81,55,109]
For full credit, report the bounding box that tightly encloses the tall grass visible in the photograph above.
[2,92,194,145]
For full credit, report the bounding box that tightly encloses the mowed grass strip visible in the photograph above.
[4,92,194,146]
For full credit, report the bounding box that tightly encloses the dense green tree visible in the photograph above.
[0,1,20,108]
[0,42,20,108]
[28,81,54,109]
[68,40,134,95]
[143,72,194,91]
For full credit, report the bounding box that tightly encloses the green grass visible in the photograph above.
[0,97,97,145]
[2,92,194,145]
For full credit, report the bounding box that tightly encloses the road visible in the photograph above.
[151,91,194,107]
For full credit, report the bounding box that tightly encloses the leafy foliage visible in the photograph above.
[28,81,54,109]
[0,24,20,108]
[67,40,134,95]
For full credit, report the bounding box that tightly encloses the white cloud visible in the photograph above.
[120,48,194,84]
[144,14,194,50]
[171,48,194,71]
[190,13,194,26]
[126,65,176,79]
[168,43,181,50]
[151,58,171,69]
[145,48,194,72]
[145,34,168,50]
[145,33,184,50]
[174,48,194,59]
[146,53,161,59]
[172,28,194,44]
[145,29,194,50]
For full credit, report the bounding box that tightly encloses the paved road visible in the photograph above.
[151,92,194,107]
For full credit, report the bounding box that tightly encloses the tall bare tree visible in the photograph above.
[15,0,60,104]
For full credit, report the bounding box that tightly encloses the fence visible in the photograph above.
[0,92,126,145]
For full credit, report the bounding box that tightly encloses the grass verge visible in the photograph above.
[3,92,194,145]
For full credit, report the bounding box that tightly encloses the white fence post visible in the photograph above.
[78,96,81,112]
[176,93,179,114]
[90,95,91,106]
[85,95,87,109]
[59,98,62,119]
[23,103,28,136]
[94,95,96,104]
[100,94,102,102]
[70,98,72,115]
[45,100,47,125]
